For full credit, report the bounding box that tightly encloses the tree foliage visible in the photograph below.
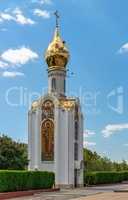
[0,134,128,172]
[84,148,128,172]
[0,135,28,170]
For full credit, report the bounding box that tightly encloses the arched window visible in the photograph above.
[64,79,66,93]
[52,78,56,91]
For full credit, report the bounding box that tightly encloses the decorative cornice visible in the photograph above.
[58,99,76,111]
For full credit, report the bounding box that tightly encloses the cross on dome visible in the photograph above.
[54,10,60,28]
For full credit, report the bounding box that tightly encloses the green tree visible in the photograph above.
[121,160,128,171]
[84,148,128,172]
[0,134,28,170]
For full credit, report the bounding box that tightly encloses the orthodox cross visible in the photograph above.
[54,10,60,28]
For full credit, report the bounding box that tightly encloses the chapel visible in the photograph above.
[28,12,84,188]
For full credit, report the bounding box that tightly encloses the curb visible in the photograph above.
[0,188,60,200]
[114,190,128,193]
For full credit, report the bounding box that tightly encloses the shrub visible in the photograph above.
[84,171,128,186]
[0,170,55,192]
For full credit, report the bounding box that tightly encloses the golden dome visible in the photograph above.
[45,27,70,69]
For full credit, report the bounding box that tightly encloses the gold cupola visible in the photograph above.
[45,11,70,69]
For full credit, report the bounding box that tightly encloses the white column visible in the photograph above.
[34,110,39,170]
[54,106,60,185]
[68,109,75,186]
[38,109,42,169]
[28,111,32,170]
[28,110,36,170]
[64,109,69,184]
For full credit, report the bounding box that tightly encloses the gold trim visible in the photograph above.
[59,99,75,111]
[48,66,66,71]
[31,101,39,111]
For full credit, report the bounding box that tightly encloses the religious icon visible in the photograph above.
[41,119,54,161]
[41,100,54,161]
[42,100,54,120]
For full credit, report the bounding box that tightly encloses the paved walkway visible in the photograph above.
[78,192,128,200]
[11,184,128,200]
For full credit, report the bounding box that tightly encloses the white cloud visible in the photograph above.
[16,13,35,25]
[0,61,9,68]
[84,129,96,138]
[102,123,128,138]
[84,141,96,147]
[0,8,35,25]
[14,8,35,25]
[1,47,39,65]
[118,43,128,54]
[0,13,14,21]
[2,71,24,78]
[34,9,50,18]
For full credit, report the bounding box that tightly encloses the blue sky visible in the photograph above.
[0,0,128,161]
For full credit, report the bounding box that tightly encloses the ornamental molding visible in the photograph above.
[58,99,76,111]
